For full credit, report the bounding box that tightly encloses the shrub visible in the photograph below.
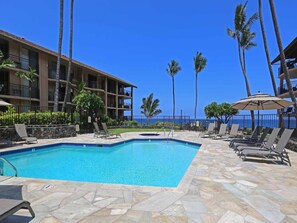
[0,111,70,126]
[99,115,117,127]
[155,121,173,128]
[122,120,138,127]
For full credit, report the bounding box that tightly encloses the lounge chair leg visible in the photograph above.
[28,206,35,218]
[23,203,35,218]
[283,151,291,166]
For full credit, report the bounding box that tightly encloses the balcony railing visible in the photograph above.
[107,103,116,108]
[278,60,297,76]
[86,81,97,89]
[118,89,131,97]
[48,70,66,80]
[278,79,297,95]
[48,91,72,102]
[8,54,39,73]
[119,103,131,109]
[0,83,39,99]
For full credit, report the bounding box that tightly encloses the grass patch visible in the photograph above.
[109,128,171,134]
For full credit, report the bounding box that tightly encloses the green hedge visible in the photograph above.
[0,111,70,126]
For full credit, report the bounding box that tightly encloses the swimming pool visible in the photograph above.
[0,139,200,187]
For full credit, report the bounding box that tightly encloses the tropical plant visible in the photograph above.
[62,0,75,112]
[166,60,181,125]
[268,0,297,126]
[193,52,207,121]
[0,50,15,69]
[72,81,86,95]
[204,102,238,124]
[72,90,105,115]
[54,0,64,112]
[16,67,38,109]
[140,93,162,125]
[227,1,258,130]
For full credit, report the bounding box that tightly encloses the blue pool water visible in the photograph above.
[0,140,200,187]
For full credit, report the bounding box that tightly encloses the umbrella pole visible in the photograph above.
[257,110,260,136]
[258,110,260,126]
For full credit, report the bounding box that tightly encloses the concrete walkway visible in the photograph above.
[0,131,297,222]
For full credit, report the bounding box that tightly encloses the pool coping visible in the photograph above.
[0,138,202,192]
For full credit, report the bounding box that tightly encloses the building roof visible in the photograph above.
[0,30,136,88]
[271,37,297,64]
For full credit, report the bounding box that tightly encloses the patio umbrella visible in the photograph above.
[0,100,12,107]
[232,93,294,127]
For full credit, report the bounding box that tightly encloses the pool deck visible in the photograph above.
[1,131,297,223]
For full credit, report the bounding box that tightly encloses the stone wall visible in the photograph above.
[0,125,76,141]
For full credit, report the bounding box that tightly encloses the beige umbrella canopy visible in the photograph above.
[0,99,12,107]
[232,93,294,110]
[232,93,294,127]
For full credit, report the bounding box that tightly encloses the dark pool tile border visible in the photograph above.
[0,138,201,156]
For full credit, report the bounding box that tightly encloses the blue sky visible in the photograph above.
[0,0,296,118]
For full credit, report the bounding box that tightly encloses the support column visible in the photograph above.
[116,81,118,119]
[131,87,134,120]
[39,53,48,110]
[105,77,108,115]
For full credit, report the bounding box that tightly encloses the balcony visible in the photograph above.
[278,61,297,79]
[48,70,66,80]
[8,54,39,73]
[48,92,70,102]
[0,83,39,99]
[119,103,131,109]
[278,79,297,96]
[87,81,97,89]
[118,89,131,97]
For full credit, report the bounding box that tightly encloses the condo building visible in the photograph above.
[272,37,297,106]
[0,30,136,120]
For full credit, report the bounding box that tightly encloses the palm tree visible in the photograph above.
[258,0,284,127]
[140,93,162,125]
[0,50,15,69]
[16,67,38,110]
[193,52,207,121]
[268,0,297,126]
[166,60,181,125]
[62,0,74,112]
[258,0,277,96]
[54,0,64,112]
[227,1,258,130]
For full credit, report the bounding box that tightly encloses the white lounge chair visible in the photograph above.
[212,124,227,139]
[15,124,37,144]
[200,123,215,138]
[101,123,121,138]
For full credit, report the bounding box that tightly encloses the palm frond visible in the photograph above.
[194,52,207,74]
[243,12,258,30]
[166,60,181,77]
[140,93,162,121]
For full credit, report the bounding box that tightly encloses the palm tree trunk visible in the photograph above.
[29,84,32,111]
[269,0,297,128]
[258,0,284,127]
[54,0,64,112]
[194,73,198,121]
[172,76,175,125]
[259,0,277,95]
[237,40,255,129]
[62,0,74,112]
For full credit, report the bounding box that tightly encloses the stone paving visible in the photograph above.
[0,131,297,223]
